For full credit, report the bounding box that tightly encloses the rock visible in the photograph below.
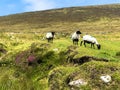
[53,48,59,52]
[69,79,87,87]
[100,75,111,83]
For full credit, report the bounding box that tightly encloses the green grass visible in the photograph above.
[0,31,120,90]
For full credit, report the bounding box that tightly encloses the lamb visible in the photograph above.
[46,32,55,43]
[80,35,101,50]
[71,31,82,45]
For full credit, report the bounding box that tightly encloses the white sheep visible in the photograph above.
[46,32,55,43]
[80,35,101,50]
[71,31,82,45]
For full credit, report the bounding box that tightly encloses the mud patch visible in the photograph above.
[68,56,108,65]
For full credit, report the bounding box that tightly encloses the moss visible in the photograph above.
[48,61,120,90]
[48,66,79,90]
[116,51,120,56]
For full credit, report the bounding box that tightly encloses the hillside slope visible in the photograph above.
[0,4,120,90]
[0,4,120,33]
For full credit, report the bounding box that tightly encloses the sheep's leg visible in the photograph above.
[75,41,76,45]
[91,43,93,48]
[93,44,95,48]
[47,39,49,42]
[91,43,95,48]
[51,38,53,43]
[75,41,77,45]
[73,40,74,45]
[76,41,78,45]
[84,41,86,47]
[80,41,83,46]
[77,39,79,45]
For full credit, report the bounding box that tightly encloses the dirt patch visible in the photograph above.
[0,48,7,54]
[68,56,109,65]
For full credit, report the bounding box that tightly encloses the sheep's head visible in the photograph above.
[97,44,101,50]
[76,31,82,34]
[51,32,55,36]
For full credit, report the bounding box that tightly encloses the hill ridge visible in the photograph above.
[0,4,120,32]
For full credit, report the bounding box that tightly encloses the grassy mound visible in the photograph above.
[0,42,68,90]
[48,61,120,90]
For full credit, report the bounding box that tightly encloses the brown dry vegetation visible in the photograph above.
[0,4,120,33]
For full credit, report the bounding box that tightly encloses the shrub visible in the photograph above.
[116,52,120,56]
[0,43,7,56]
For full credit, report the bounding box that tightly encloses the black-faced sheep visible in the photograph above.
[80,35,101,50]
[71,31,82,45]
[46,32,55,43]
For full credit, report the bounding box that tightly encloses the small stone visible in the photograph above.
[100,75,111,83]
[53,48,59,52]
[69,79,87,87]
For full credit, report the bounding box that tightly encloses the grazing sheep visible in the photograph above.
[80,35,101,50]
[46,32,55,43]
[71,31,82,45]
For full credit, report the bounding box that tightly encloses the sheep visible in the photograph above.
[71,31,82,45]
[80,35,101,50]
[46,32,55,43]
